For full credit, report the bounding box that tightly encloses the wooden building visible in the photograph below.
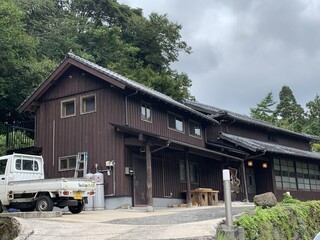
[15,53,320,209]
[185,100,320,201]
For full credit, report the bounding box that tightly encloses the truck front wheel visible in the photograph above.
[68,200,84,214]
[36,196,54,211]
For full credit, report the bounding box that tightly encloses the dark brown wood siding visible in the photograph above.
[206,121,311,151]
[35,67,130,196]
[127,97,207,147]
[150,150,223,200]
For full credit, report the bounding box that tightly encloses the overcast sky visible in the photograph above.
[118,0,320,115]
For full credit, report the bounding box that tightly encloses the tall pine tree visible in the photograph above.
[274,85,305,132]
[250,92,276,123]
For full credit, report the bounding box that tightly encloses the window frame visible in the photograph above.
[274,158,297,191]
[168,112,184,133]
[0,159,8,175]
[61,98,76,118]
[80,94,96,115]
[141,101,152,123]
[15,158,39,172]
[179,160,199,184]
[188,120,202,138]
[59,155,77,171]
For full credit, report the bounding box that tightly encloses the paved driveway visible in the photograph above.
[16,203,254,240]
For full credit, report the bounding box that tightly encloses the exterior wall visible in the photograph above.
[34,66,217,201]
[211,121,311,151]
[152,150,223,200]
[35,67,130,196]
[271,156,320,201]
[127,97,207,147]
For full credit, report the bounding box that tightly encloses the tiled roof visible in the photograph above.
[67,53,216,123]
[220,132,320,160]
[19,53,216,123]
[184,100,320,142]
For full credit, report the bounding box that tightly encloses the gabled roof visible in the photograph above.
[18,53,215,123]
[219,132,320,160]
[184,100,320,142]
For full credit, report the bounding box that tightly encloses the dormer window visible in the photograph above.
[141,102,152,122]
[168,113,184,132]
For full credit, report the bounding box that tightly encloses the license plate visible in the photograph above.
[74,192,82,200]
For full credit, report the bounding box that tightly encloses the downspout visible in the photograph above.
[125,90,138,126]
[151,140,172,198]
[151,139,171,154]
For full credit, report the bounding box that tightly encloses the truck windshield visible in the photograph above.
[0,159,7,175]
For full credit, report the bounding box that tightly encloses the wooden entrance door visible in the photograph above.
[133,157,147,206]
[246,167,256,201]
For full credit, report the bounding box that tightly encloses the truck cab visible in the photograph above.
[0,154,43,205]
[0,154,95,213]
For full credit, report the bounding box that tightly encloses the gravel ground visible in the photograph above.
[16,204,255,240]
[106,206,254,225]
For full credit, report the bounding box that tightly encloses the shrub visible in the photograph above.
[235,196,320,239]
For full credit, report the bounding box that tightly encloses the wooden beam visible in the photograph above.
[139,133,146,141]
[146,144,153,211]
[124,138,145,147]
[185,151,192,207]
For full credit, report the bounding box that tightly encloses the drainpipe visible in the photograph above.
[125,90,138,126]
[151,139,171,154]
[150,139,172,198]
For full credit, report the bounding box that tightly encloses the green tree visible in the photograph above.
[274,85,305,132]
[0,0,54,133]
[13,0,83,61]
[250,92,276,123]
[0,134,6,156]
[305,94,320,136]
[122,12,192,71]
[13,0,193,101]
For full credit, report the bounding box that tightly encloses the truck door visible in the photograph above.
[0,159,8,203]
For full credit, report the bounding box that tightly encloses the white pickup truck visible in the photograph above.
[0,153,95,214]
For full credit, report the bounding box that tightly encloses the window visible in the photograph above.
[0,159,7,175]
[168,113,184,132]
[296,161,320,191]
[141,102,152,122]
[296,161,310,190]
[59,155,77,171]
[274,158,320,192]
[274,158,297,190]
[81,94,96,114]
[180,160,186,181]
[61,98,76,118]
[179,160,199,184]
[309,163,320,190]
[189,121,202,138]
[190,162,199,183]
[15,159,39,171]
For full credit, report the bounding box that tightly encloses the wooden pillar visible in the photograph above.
[185,151,192,207]
[146,144,153,211]
[241,161,249,203]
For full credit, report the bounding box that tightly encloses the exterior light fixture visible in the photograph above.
[262,162,268,169]
[248,161,253,167]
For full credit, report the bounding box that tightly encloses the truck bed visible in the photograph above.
[7,178,95,194]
